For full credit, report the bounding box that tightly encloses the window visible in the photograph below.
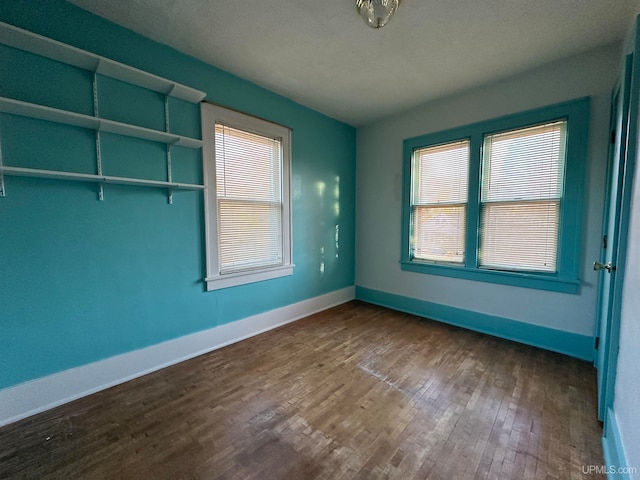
[401,98,589,293]
[411,140,469,263]
[201,103,293,291]
[479,122,566,272]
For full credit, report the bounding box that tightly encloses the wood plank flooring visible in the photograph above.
[0,301,604,479]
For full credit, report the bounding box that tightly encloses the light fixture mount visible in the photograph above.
[355,0,401,29]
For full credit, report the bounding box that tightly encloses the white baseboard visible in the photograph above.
[0,286,355,427]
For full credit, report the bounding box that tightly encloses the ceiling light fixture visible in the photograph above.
[355,0,401,29]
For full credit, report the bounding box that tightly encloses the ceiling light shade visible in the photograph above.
[356,0,401,29]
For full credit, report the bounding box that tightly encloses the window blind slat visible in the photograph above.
[479,121,567,272]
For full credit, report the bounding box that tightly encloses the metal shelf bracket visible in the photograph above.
[165,95,173,204]
[0,131,5,198]
[93,72,104,201]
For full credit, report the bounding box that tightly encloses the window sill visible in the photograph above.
[400,260,580,294]
[205,264,295,291]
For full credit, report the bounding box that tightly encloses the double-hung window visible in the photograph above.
[411,140,469,264]
[479,122,566,272]
[201,103,293,291]
[402,98,589,293]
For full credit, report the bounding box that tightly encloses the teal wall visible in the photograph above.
[0,0,356,389]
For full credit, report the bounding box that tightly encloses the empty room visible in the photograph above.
[1,0,639,478]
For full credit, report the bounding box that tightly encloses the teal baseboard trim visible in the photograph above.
[603,408,633,480]
[355,286,594,361]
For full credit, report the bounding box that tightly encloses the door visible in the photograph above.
[595,56,631,420]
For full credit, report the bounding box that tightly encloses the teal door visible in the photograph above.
[595,54,631,420]
[595,15,640,422]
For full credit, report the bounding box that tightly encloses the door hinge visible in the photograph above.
[611,130,616,144]
[603,235,608,249]
[595,336,600,350]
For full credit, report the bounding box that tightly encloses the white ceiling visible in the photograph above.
[68,0,639,127]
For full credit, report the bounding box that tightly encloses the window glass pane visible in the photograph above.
[480,201,559,272]
[218,200,282,273]
[413,140,469,204]
[482,121,566,202]
[413,205,466,263]
[215,124,282,202]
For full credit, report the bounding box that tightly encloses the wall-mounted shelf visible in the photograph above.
[0,97,203,149]
[0,166,205,191]
[0,21,206,103]
[0,21,206,203]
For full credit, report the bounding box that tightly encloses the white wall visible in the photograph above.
[614,120,640,478]
[356,44,620,336]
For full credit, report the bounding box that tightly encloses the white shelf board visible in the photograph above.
[0,166,205,190]
[0,97,203,149]
[0,96,99,130]
[0,21,206,103]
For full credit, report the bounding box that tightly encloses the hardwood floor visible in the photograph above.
[0,301,604,479]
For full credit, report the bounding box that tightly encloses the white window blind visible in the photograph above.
[411,140,469,263]
[480,121,567,272]
[215,124,283,274]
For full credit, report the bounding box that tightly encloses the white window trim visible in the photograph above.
[201,103,294,291]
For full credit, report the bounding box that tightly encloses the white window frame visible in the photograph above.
[201,103,293,291]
